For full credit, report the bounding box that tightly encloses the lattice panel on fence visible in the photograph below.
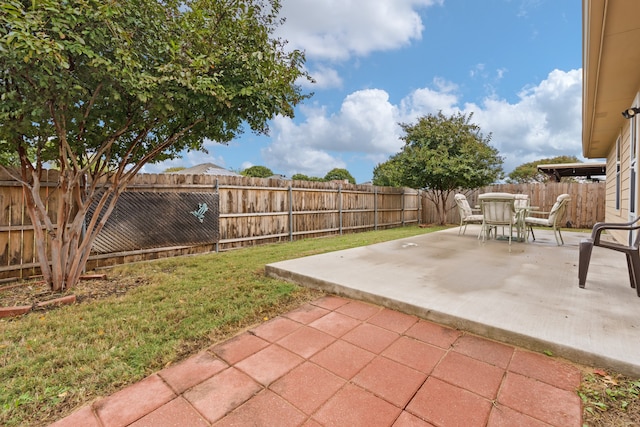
[88,192,219,254]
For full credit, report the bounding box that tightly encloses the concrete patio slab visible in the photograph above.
[266,226,640,377]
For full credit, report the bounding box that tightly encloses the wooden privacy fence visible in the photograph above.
[0,172,420,280]
[0,171,605,281]
[419,182,606,228]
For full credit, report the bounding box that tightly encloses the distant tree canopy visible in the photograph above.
[324,168,356,184]
[241,165,273,178]
[373,111,503,225]
[507,155,581,183]
[292,168,356,184]
[292,173,324,182]
[372,154,404,187]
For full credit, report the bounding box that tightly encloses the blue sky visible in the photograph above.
[145,0,584,184]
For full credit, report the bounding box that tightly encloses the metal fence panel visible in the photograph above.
[88,192,219,254]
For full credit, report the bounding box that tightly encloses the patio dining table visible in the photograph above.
[477,193,534,243]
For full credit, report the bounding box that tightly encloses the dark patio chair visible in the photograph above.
[578,217,640,296]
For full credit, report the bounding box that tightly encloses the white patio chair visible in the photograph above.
[514,194,530,210]
[454,194,483,236]
[478,192,517,249]
[513,194,530,241]
[524,194,571,245]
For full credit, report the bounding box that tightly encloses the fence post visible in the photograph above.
[215,178,220,253]
[338,185,343,235]
[288,185,293,241]
[419,190,423,225]
[374,187,378,230]
[401,188,405,226]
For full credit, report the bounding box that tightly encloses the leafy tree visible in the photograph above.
[507,156,581,183]
[291,173,324,182]
[324,168,356,184]
[372,154,404,187]
[0,0,309,291]
[241,165,273,178]
[0,151,20,166]
[373,112,503,225]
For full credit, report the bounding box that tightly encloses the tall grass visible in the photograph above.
[0,225,444,426]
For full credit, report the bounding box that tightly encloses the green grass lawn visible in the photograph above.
[0,225,445,426]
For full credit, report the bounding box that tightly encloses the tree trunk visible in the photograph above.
[424,189,455,226]
[19,166,120,291]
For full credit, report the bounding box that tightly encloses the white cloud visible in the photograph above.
[278,0,442,61]
[465,69,583,171]
[240,161,254,171]
[399,78,460,120]
[517,0,543,19]
[263,89,404,177]
[470,63,486,79]
[262,114,346,177]
[262,69,583,177]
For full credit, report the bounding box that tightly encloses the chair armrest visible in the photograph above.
[591,217,640,244]
[526,210,549,217]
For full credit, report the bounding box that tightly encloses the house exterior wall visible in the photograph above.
[605,130,628,243]
[582,0,640,244]
[603,90,640,243]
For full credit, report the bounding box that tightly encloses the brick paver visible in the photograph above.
[50,296,583,427]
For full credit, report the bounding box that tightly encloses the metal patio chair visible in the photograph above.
[514,194,530,210]
[578,217,640,297]
[478,192,517,249]
[454,194,483,236]
[524,194,571,245]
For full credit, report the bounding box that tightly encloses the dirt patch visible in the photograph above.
[0,274,148,313]
[579,368,640,426]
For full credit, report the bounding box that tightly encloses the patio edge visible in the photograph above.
[265,263,640,378]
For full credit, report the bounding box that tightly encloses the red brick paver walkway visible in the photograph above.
[50,295,582,427]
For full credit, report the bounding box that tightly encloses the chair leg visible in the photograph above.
[630,252,640,297]
[478,222,488,240]
[553,227,564,246]
[625,252,638,289]
[578,239,594,288]
[529,226,536,241]
[480,222,492,242]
